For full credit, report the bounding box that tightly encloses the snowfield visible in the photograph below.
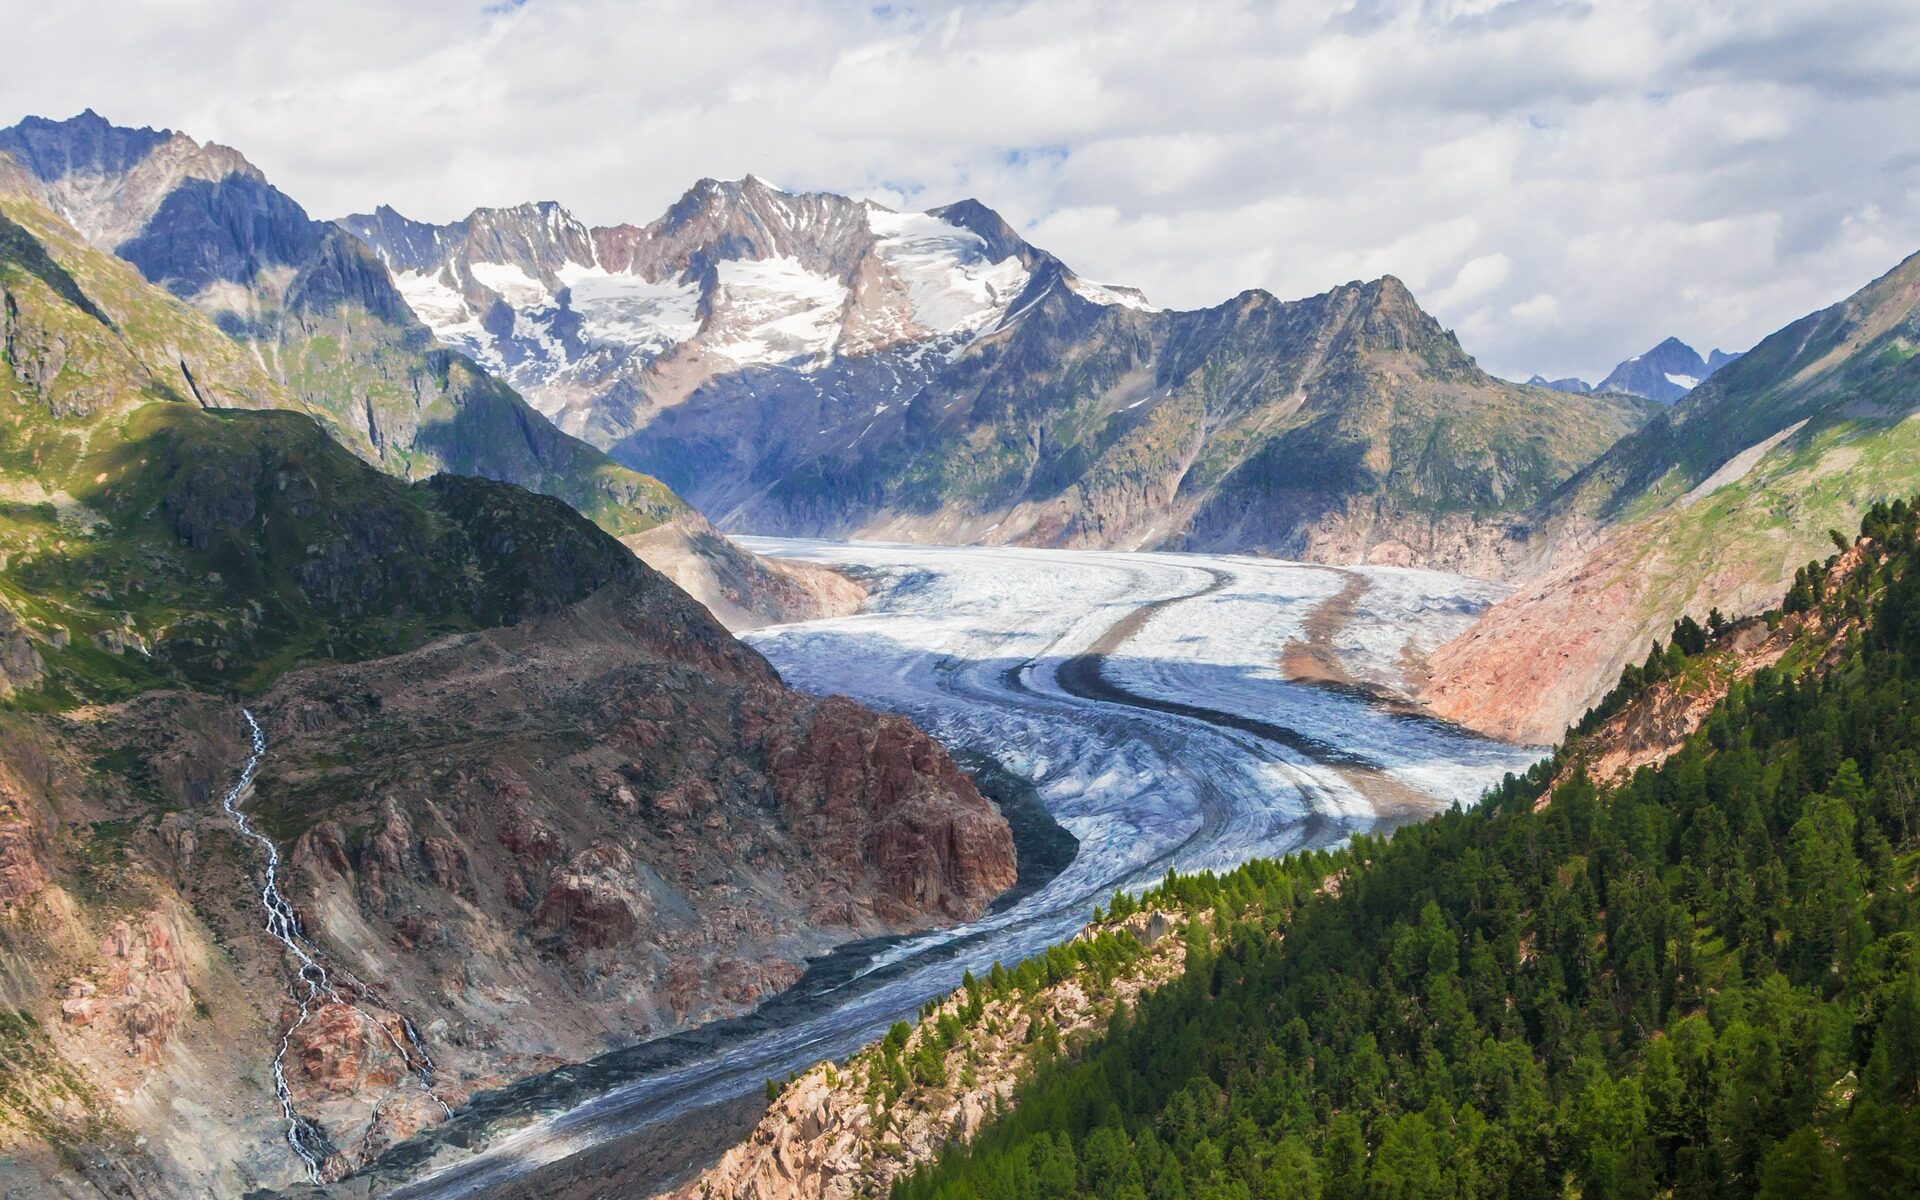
[389,540,1542,1198]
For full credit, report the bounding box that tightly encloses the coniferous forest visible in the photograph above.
[894,501,1920,1200]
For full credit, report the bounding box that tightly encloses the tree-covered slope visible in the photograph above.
[897,501,1920,1200]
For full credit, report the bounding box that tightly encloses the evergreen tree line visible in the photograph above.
[894,499,1920,1200]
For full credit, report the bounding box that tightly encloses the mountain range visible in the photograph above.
[1527,336,1744,404]
[0,111,851,629]
[6,104,1920,1198]
[340,181,1656,572]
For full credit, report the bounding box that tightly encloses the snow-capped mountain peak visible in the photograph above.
[1593,336,1741,404]
[1526,337,1744,404]
[338,180,1152,437]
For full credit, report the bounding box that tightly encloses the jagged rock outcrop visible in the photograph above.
[56,912,195,1064]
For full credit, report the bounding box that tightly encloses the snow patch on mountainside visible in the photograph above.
[707,256,850,367]
[1067,276,1158,311]
[467,261,550,310]
[555,263,701,355]
[392,269,490,357]
[867,208,1030,335]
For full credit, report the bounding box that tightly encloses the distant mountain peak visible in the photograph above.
[1593,336,1742,404]
[1528,374,1594,394]
[1521,337,1746,406]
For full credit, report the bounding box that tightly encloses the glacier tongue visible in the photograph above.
[743,540,1542,892]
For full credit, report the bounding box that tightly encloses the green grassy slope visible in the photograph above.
[0,202,688,706]
[0,161,686,543]
[1421,248,1920,745]
[1555,250,1920,529]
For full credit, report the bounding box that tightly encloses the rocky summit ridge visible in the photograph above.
[345,182,1652,573]
[0,111,850,630]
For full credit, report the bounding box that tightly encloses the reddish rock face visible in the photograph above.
[0,812,48,906]
[536,843,644,950]
[764,699,1016,918]
[0,761,50,907]
[57,910,194,1064]
[215,582,1019,1131]
[419,835,469,893]
[294,1002,406,1094]
[292,820,354,881]
[1,567,1016,1192]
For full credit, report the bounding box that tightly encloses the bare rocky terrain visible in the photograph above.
[0,179,1015,1196]
[661,910,1188,1200]
[1423,247,1920,743]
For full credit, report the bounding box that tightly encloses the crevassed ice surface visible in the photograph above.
[388,540,1544,1199]
[747,541,1538,891]
[1065,275,1159,311]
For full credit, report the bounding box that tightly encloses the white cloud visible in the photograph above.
[5,0,1919,380]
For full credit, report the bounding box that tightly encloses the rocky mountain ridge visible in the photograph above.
[0,111,844,629]
[336,181,1138,448]
[343,180,1653,573]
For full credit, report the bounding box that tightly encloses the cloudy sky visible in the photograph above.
[7,0,1920,381]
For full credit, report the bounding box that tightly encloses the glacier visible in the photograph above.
[381,540,1541,1198]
